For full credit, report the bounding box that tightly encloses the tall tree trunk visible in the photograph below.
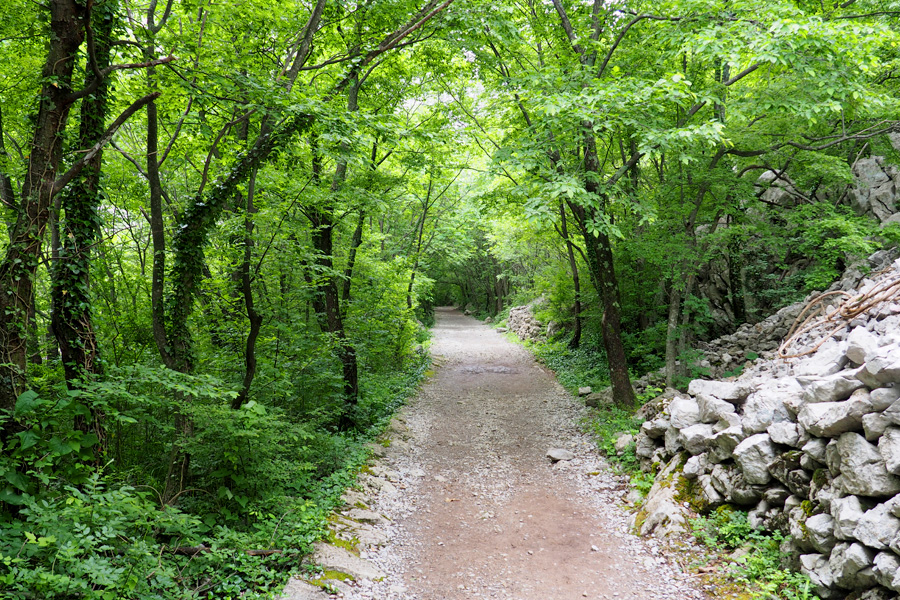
[232,168,262,410]
[342,209,365,308]
[559,200,582,348]
[52,2,114,387]
[50,1,116,456]
[0,0,86,416]
[576,132,635,408]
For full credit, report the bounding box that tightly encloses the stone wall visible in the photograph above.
[633,254,900,599]
[505,298,547,342]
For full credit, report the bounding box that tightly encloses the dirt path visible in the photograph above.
[344,308,711,600]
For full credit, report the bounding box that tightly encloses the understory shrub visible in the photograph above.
[692,507,819,600]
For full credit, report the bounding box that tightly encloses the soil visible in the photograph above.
[342,307,713,600]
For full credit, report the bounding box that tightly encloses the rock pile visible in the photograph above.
[633,254,900,599]
[505,298,546,342]
[694,249,899,380]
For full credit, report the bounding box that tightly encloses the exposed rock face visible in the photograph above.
[850,157,900,223]
[632,253,900,599]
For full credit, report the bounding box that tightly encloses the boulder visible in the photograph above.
[677,423,714,455]
[846,327,879,365]
[741,380,800,434]
[664,426,683,454]
[641,417,669,439]
[768,422,802,447]
[831,496,867,540]
[794,338,850,376]
[836,432,900,497]
[713,425,745,454]
[850,156,900,223]
[800,553,836,597]
[871,386,900,411]
[636,456,689,537]
[879,426,900,474]
[803,438,829,463]
[733,433,777,485]
[854,501,900,550]
[863,412,891,442]
[614,433,635,454]
[866,344,900,384]
[790,506,815,551]
[807,513,837,553]
[696,393,736,424]
[884,398,900,426]
[687,379,752,404]
[829,542,876,590]
[873,551,900,592]
[682,453,710,480]
[635,432,657,459]
[667,396,701,429]
[768,452,811,498]
[797,390,875,437]
[799,371,867,404]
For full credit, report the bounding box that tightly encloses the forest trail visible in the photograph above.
[342,308,711,600]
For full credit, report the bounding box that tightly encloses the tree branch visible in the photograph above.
[53,92,161,194]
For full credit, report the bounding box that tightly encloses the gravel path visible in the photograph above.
[343,307,712,600]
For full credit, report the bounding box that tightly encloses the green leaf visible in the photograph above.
[13,390,42,418]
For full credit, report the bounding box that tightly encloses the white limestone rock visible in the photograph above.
[854,500,900,550]
[836,432,900,497]
[878,426,900,474]
[831,496,866,541]
[798,370,867,404]
[828,542,876,590]
[873,551,900,592]
[866,343,900,384]
[733,433,777,485]
[696,393,736,424]
[806,513,837,553]
[847,326,879,365]
[863,411,892,442]
[768,422,802,447]
[742,388,794,434]
[687,379,753,404]
[797,389,875,437]
[677,424,713,455]
[667,396,701,430]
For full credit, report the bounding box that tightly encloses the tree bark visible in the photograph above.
[559,200,582,348]
[0,0,86,416]
[575,132,635,408]
[52,1,115,388]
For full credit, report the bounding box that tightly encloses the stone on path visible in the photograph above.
[309,542,385,581]
[279,579,326,600]
[547,448,575,462]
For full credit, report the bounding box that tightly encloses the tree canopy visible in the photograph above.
[1,0,899,596]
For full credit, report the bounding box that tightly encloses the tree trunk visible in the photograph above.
[559,200,582,348]
[0,0,86,416]
[576,132,635,409]
[664,283,681,388]
[232,168,263,410]
[52,2,114,388]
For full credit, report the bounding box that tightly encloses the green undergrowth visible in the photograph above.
[693,507,819,600]
[0,354,430,600]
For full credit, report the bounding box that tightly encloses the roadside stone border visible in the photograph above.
[278,414,414,599]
